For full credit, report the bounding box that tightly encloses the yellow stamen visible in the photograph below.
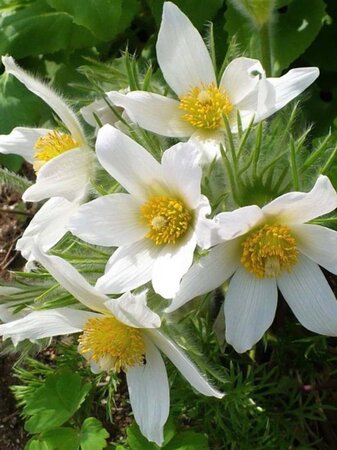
[141,196,192,245]
[241,224,298,278]
[79,317,145,373]
[179,82,233,130]
[33,130,78,171]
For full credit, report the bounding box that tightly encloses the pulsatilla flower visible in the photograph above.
[108,2,318,160]
[0,56,93,204]
[0,247,223,446]
[166,176,337,353]
[69,124,210,299]
[0,56,94,261]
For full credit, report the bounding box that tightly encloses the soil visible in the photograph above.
[0,181,32,450]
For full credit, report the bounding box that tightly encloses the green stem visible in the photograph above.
[260,23,272,76]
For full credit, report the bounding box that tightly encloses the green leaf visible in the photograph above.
[79,417,109,450]
[0,73,52,134]
[0,154,23,172]
[25,438,49,450]
[0,0,98,58]
[126,423,158,450]
[164,431,210,450]
[272,0,326,72]
[225,0,326,73]
[42,428,80,450]
[0,168,32,192]
[146,0,224,29]
[46,0,139,42]
[23,369,91,433]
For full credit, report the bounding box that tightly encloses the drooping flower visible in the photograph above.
[68,124,210,299]
[0,56,95,260]
[108,2,319,160]
[0,56,94,203]
[0,247,223,446]
[166,176,337,353]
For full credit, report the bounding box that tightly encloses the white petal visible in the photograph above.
[22,147,93,203]
[108,91,194,137]
[95,125,164,202]
[32,245,109,314]
[165,241,239,313]
[0,127,51,163]
[262,175,337,224]
[256,67,319,121]
[215,205,264,240]
[80,92,119,128]
[126,337,169,446]
[149,329,223,398]
[2,56,85,144]
[96,239,160,294]
[291,224,337,275]
[0,308,97,345]
[104,291,161,329]
[225,266,278,353]
[278,255,337,335]
[188,132,222,165]
[16,197,78,262]
[220,57,264,105]
[152,232,197,299]
[68,194,146,247]
[156,1,215,96]
[161,141,202,209]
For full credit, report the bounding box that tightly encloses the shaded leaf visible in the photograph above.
[146,0,224,29]
[24,369,91,433]
[79,417,109,450]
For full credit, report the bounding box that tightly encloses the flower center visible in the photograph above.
[141,196,192,245]
[179,82,233,130]
[241,224,298,278]
[33,130,78,171]
[79,317,145,373]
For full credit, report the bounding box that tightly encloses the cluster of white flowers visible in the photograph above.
[1,2,337,446]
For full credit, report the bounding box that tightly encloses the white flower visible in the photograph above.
[68,124,210,299]
[16,197,80,266]
[0,56,94,203]
[0,247,223,446]
[108,2,319,161]
[80,88,129,134]
[166,176,337,353]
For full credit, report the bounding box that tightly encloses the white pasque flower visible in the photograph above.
[0,56,94,203]
[166,176,337,353]
[0,247,223,446]
[0,56,95,260]
[108,2,319,160]
[68,124,210,299]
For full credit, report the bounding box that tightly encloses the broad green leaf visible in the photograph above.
[0,73,52,134]
[24,369,91,433]
[42,428,80,450]
[225,0,326,73]
[0,154,23,172]
[146,0,224,29]
[304,2,337,72]
[126,423,158,450]
[46,0,129,41]
[164,431,210,450]
[79,417,109,450]
[25,438,49,450]
[0,0,98,58]
[272,0,326,72]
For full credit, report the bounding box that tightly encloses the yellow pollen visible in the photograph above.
[79,317,145,373]
[179,82,233,130]
[33,130,78,171]
[141,196,192,245]
[241,224,299,278]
